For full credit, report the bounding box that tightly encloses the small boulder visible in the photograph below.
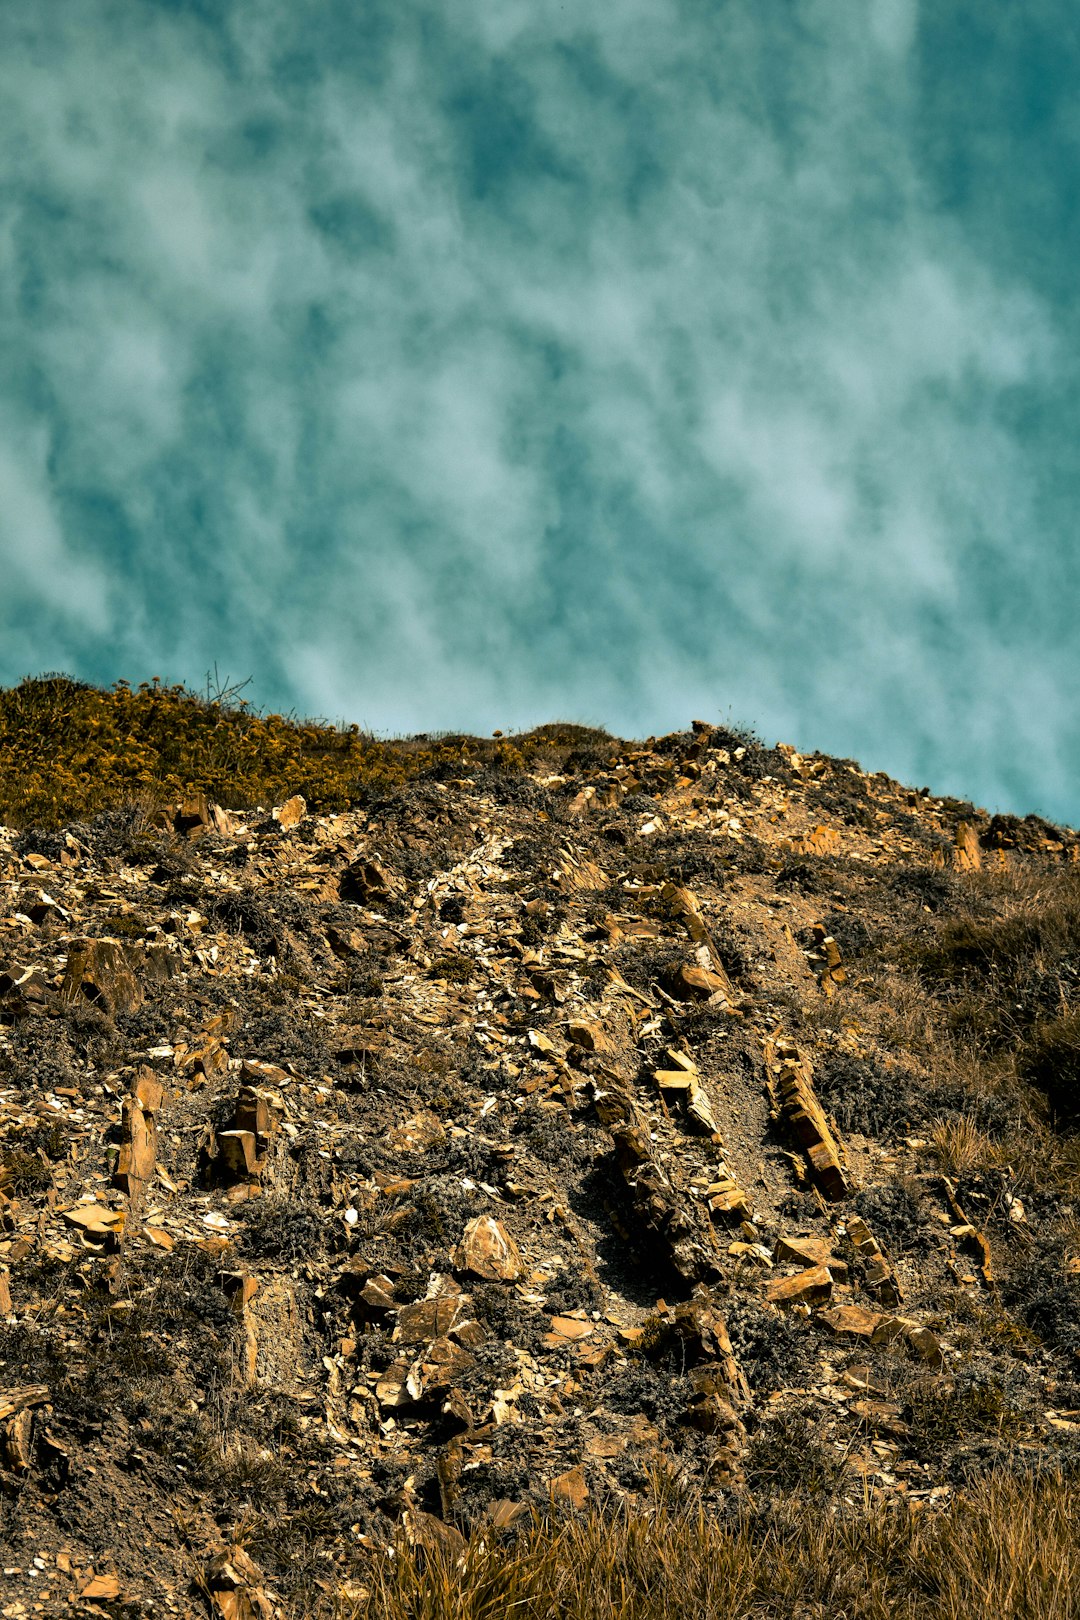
[453,1214,522,1281]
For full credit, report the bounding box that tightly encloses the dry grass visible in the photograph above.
[868,969,943,1060]
[997,1121,1080,1200]
[1022,1009,1080,1124]
[332,1471,1080,1620]
[902,865,1080,1054]
[931,1115,1002,1177]
[867,856,1080,1164]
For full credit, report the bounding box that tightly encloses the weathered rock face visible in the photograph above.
[765,1035,851,1201]
[60,939,143,1017]
[0,719,1077,1613]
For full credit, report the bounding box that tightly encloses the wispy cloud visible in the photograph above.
[0,412,110,636]
[0,1,1076,820]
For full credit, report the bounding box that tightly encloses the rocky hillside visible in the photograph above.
[1,681,1079,1617]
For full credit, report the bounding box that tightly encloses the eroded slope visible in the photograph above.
[1,724,1078,1616]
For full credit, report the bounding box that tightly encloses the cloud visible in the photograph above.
[0,413,110,631]
[0,1,1076,821]
[869,0,919,56]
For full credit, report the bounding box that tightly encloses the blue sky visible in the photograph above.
[1,0,1077,822]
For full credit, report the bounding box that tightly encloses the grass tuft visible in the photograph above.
[329,1470,1080,1620]
[931,1116,1002,1177]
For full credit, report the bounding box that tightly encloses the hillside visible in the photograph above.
[0,676,1079,1618]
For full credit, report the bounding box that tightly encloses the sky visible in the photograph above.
[1,1,1078,824]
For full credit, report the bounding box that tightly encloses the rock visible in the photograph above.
[646,1292,750,1405]
[953,821,982,871]
[172,794,235,839]
[452,1318,488,1349]
[219,1271,259,1310]
[845,1215,901,1304]
[80,1574,121,1601]
[706,1177,751,1221]
[819,1304,885,1340]
[774,1235,834,1269]
[219,1272,260,1383]
[567,1017,613,1053]
[873,1316,946,1367]
[849,1397,909,1438]
[402,1508,466,1556]
[375,1358,413,1408]
[230,1091,269,1144]
[609,1115,718,1282]
[654,1060,718,1134]
[272,794,306,830]
[780,825,842,856]
[204,1545,275,1620]
[21,891,65,926]
[0,964,52,1016]
[325,924,367,958]
[0,1386,49,1425]
[217,1129,260,1179]
[60,939,143,1017]
[765,1263,834,1307]
[673,963,731,1000]
[765,1034,851,1200]
[113,1095,156,1200]
[340,857,397,905]
[686,1389,744,1436]
[686,1096,718,1136]
[552,1464,589,1509]
[389,1112,447,1152]
[545,1315,594,1344]
[3,1406,33,1470]
[405,1337,475,1400]
[113,1067,164,1203]
[807,923,847,990]
[211,1082,285,1185]
[358,1276,397,1313]
[819,1305,944,1366]
[133,1066,165,1114]
[62,1203,125,1249]
[662,884,736,999]
[480,1497,525,1535]
[942,1177,994,1286]
[453,1215,522,1280]
[173,794,212,836]
[393,1295,469,1346]
[436,1434,464,1515]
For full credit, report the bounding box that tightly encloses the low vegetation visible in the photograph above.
[0,672,623,829]
[347,1470,1080,1620]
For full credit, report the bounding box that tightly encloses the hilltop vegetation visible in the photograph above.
[0,672,630,831]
